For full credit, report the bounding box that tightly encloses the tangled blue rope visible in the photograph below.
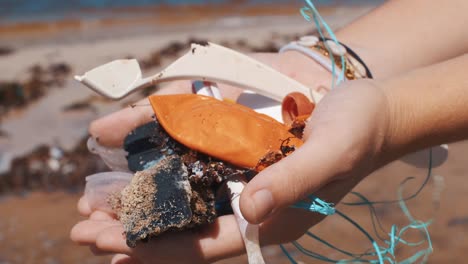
[287,1,434,263]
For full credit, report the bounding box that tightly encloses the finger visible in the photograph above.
[112,254,139,264]
[89,210,116,221]
[89,81,192,148]
[95,215,245,263]
[89,244,114,256]
[70,220,122,245]
[95,225,133,255]
[89,98,154,148]
[78,196,92,216]
[240,130,351,224]
[259,177,359,245]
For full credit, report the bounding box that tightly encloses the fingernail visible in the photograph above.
[252,189,274,222]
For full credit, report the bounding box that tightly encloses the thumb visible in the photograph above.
[240,135,347,224]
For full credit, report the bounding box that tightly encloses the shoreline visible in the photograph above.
[0,3,303,35]
[0,3,369,44]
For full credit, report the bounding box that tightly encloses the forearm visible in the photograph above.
[382,54,468,162]
[337,0,468,78]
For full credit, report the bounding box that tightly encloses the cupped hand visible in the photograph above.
[70,51,361,264]
[240,79,392,224]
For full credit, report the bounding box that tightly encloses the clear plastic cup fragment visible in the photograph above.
[85,171,133,213]
[87,137,130,172]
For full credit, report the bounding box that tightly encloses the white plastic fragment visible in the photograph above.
[85,171,133,213]
[87,137,130,172]
[193,83,265,263]
[75,42,319,103]
[192,80,223,99]
[227,176,266,264]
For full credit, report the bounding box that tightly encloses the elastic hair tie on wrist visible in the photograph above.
[279,36,373,80]
[321,37,373,79]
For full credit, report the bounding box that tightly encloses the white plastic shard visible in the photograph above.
[85,171,133,213]
[75,42,322,103]
[227,176,266,264]
[193,84,265,264]
[87,137,130,172]
[75,59,147,99]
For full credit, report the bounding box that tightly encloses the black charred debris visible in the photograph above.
[114,121,251,247]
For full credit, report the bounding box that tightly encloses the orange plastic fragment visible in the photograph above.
[149,94,303,169]
[281,92,315,126]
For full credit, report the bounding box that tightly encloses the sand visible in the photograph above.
[1,3,467,264]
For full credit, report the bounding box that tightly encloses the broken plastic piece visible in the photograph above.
[87,137,130,172]
[74,42,321,102]
[85,171,133,213]
[118,156,194,247]
[228,176,265,264]
[149,94,303,169]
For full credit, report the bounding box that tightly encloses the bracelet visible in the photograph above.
[279,41,340,78]
[279,35,373,80]
[321,37,373,79]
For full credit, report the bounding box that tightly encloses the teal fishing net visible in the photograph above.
[283,1,434,263]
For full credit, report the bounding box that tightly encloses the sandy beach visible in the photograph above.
[1,3,468,263]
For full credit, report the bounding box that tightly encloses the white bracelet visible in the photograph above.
[279,41,340,78]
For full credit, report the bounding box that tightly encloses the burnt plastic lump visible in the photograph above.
[119,121,227,247]
[124,121,183,172]
[121,155,193,247]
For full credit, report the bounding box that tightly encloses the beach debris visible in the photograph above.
[140,38,209,70]
[106,120,245,247]
[102,92,312,247]
[148,94,305,169]
[75,40,318,260]
[140,51,162,69]
[62,101,96,112]
[85,171,133,213]
[0,129,10,138]
[114,156,194,247]
[251,41,279,53]
[0,62,72,117]
[48,63,72,86]
[0,46,14,56]
[75,42,319,102]
[62,94,113,113]
[0,137,107,195]
[87,137,130,173]
[139,35,283,72]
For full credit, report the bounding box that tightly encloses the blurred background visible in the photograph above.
[0,0,467,263]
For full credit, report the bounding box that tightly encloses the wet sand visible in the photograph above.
[1,140,467,263]
[1,3,467,264]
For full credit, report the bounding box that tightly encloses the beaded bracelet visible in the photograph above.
[279,35,373,80]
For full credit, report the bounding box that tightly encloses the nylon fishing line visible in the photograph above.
[285,2,435,263]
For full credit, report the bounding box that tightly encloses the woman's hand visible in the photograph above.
[71,78,396,264]
[71,51,335,264]
[240,79,392,224]
[240,53,468,225]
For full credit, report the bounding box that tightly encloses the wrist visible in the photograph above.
[377,77,422,167]
[335,31,384,79]
[278,50,333,94]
